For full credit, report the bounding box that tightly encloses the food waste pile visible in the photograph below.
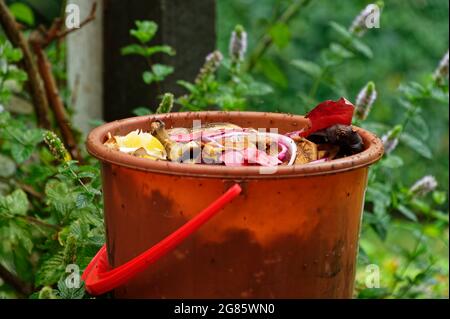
[104,98,364,167]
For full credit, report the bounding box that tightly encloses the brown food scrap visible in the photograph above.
[150,120,201,163]
[132,147,151,158]
[308,124,364,155]
[317,144,340,160]
[295,138,318,164]
[104,132,119,151]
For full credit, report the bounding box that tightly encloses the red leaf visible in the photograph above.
[301,98,355,137]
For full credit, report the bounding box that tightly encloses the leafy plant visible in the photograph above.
[122,21,175,87]
[1,36,103,299]
[177,25,273,111]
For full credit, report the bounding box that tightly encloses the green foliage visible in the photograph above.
[132,107,152,116]
[8,2,35,26]
[121,20,175,98]
[130,21,158,44]
[1,36,104,298]
[156,93,174,114]
[269,23,291,49]
[0,36,28,103]
[142,64,174,84]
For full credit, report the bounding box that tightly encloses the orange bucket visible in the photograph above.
[85,111,383,298]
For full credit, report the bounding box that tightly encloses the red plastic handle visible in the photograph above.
[82,183,242,295]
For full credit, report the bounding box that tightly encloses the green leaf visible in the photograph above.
[397,204,418,222]
[258,58,288,88]
[146,45,176,56]
[122,44,175,57]
[130,20,158,43]
[69,220,89,241]
[429,86,449,103]
[13,245,34,281]
[121,44,148,56]
[269,23,291,49]
[45,180,75,215]
[351,38,373,59]
[0,189,29,216]
[177,80,198,94]
[75,193,92,209]
[9,3,35,26]
[400,133,432,159]
[132,107,153,116]
[329,42,355,59]
[357,288,390,299]
[363,211,388,241]
[35,251,65,287]
[216,95,246,111]
[10,143,34,163]
[0,111,11,126]
[7,219,33,252]
[152,64,174,79]
[245,81,274,96]
[366,184,391,208]
[291,59,322,78]
[21,128,44,145]
[7,68,28,83]
[432,191,447,205]
[380,155,404,169]
[57,279,85,299]
[329,21,353,40]
[142,71,154,84]
[0,154,16,178]
[399,82,427,100]
[4,48,23,63]
[142,64,174,84]
[37,287,59,299]
[410,198,431,214]
[328,22,372,58]
[409,115,429,140]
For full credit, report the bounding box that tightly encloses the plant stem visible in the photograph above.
[66,163,91,194]
[30,37,83,163]
[146,56,162,97]
[0,262,33,296]
[246,0,312,72]
[18,215,60,231]
[0,0,51,129]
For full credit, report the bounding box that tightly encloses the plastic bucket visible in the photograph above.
[85,111,384,298]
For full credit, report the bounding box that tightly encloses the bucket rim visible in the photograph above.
[86,111,384,179]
